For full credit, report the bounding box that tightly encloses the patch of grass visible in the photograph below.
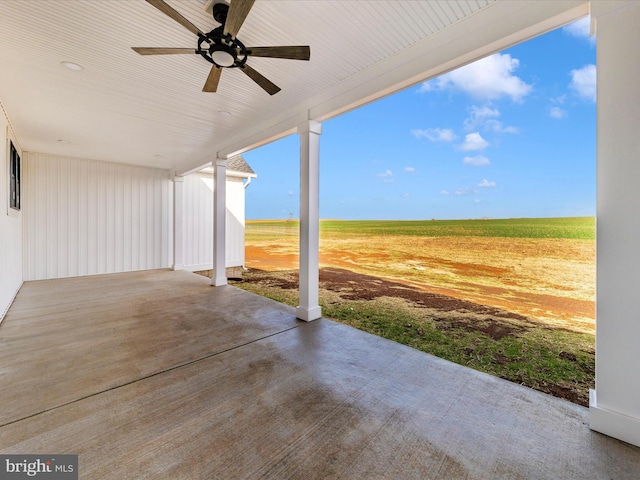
[323,300,594,402]
[233,270,595,406]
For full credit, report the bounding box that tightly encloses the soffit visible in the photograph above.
[0,1,586,173]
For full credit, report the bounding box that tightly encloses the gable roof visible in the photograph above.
[227,155,256,177]
[198,154,256,178]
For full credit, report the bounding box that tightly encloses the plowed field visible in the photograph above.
[245,219,595,333]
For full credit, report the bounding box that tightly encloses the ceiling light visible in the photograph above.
[211,50,235,68]
[61,61,84,71]
[217,110,231,117]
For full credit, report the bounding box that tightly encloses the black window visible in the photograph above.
[9,140,20,211]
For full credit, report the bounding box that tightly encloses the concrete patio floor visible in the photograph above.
[0,269,638,479]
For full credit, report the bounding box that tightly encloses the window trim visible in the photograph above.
[6,131,21,217]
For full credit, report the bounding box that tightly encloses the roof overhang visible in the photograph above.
[0,1,588,175]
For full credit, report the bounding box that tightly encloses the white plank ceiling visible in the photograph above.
[0,0,586,173]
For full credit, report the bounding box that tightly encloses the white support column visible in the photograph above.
[212,158,227,286]
[173,175,184,271]
[296,120,322,321]
[590,0,640,448]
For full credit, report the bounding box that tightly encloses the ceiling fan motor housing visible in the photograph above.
[212,2,229,25]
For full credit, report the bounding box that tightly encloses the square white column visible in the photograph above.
[296,120,322,321]
[173,175,184,271]
[590,0,640,448]
[212,158,227,286]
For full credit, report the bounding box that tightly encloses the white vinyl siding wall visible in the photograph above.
[182,171,245,271]
[23,153,172,281]
[0,105,23,322]
[226,176,245,267]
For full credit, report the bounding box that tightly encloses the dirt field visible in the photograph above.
[245,234,595,333]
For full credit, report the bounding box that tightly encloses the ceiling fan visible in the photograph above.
[132,0,310,95]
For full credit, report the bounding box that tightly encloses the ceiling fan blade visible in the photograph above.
[223,0,255,39]
[132,47,196,55]
[146,0,204,37]
[203,66,223,92]
[246,46,311,61]
[241,64,281,95]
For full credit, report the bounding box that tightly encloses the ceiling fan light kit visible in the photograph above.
[132,0,310,95]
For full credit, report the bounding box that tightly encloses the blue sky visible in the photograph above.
[244,18,596,220]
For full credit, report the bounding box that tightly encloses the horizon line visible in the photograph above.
[246,215,595,222]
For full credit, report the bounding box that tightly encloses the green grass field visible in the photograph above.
[248,216,595,240]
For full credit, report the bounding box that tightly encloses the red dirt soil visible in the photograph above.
[245,243,595,333]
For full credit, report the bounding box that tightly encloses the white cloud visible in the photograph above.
[464,105,518,134]
[287,190,294,196]
[418,82,434,93]
[563,17,595,44]
[570,64,596,102]
[459,132,489,151]
[420,53,532,102]
[454,189,468,196]
[411,128,456,142]
[404,166,416,173]
[486,120,518,134]
[474,199,482,204]
[549,107,567,119]
[401,193,411,198]
[377,170,395,183]
[477,179,496,188]
[553,95,567,105]
[463,155,490,166]
[440,190,450,195]
[464,105,499,130]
